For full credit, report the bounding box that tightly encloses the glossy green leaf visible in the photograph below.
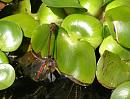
[0,64,15,90]
[105,6,130,48]
[111,81,130,99]
[0,20,23,52]
[1,0,12,2]
[1,13,39,38]
[55,28,96,85]
[37,4,66,25]
[61,14,103,49]
[105,0,130,12]
[97,51,130,89]
[43,0,82,8]
[99,36,130,60]
[79,0,103,16]
[31,24,55,57]
[0,51,8,64]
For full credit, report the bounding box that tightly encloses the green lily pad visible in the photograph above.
[0,64,15,90]
[31,24,55,57]
[105,6,130,48]
[55,28,96,85]
[0,20,23,52]
[99,36,130,60]
[43,0,82,8]
[1,13,39,38]
[111,81,130,99]
[61,14,103,49]
[96,50,130,89]
[0,51,8,64]
[37,4,66,25]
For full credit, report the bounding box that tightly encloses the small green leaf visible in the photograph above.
[105,6,130,48]
[99,36,130,60]
[111,81,130,99]
[0,20,23,52]
[37,4,66,25]
[43,0,82,8]
[0,64,15,90]
[97,51,130,89]
[1,13,39,38]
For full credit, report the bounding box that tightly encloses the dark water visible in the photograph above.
[0,70,112,99]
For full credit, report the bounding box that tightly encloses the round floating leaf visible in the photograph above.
[97,51,130,89]
[37,4,66,25]
[0,64,15,90]
[111,81,130,99]
[61,14,103,49]
[55,28,96,85]
[105,6,130,48]
[0,20,23,52]
[99,36,130,60]
[0,51,8,64]
[1,13,38,38]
